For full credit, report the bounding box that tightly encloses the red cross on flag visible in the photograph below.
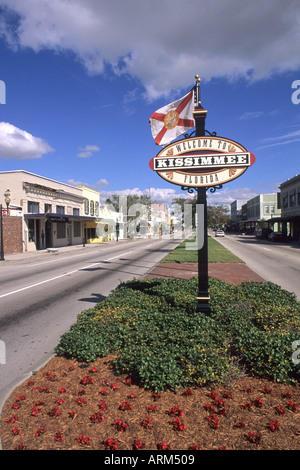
[149,89,195,146]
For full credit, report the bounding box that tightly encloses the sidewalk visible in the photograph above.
[144,262,266,284]
[1,238,131,262]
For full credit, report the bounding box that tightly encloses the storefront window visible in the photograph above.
[73,221,81,237]
[57,223,66,239]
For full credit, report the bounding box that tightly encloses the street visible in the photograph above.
[212,232,300,300]
[0,237,181,411]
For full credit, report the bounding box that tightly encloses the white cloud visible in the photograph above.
[77,144,100,158]
[66,177,110,189]
[258,128,300,149]
[0,121,54,159]
[1,0,300,100]
[99,187,183,205]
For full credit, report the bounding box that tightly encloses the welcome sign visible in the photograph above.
[149,136,256,188]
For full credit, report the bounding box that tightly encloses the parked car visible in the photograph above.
[255,228,272,239]
[268,231,283,242]
[215,230,225,237]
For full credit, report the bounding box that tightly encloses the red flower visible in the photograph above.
[80,375,94,385]
[246,431,261,445]
[275,404,285,416]
[268,420,280,432]
[146,404,158,412]
[132,439,144,450]
[35,427,47,437]
[77,434,91,445]
[206,414,219,429]
[171,416,186,431]
[286,401,298,413]
[54,430,63,442]
[104,438,119,450]
[142,416,152,429]
[98,400,107,411]
[262,386,273,394]
[235,421,246,428]
[113,419,128,432]
[75,397,87,406]
[253,397,263,408]
[12,427,21,435]
[157,441,171,450]
[48,406,61,417]
[168,405,183,417]
[5,415,18,424]
[90,411,104,423]
[119,400,133,411]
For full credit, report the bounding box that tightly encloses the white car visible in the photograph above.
[215,230,225,237]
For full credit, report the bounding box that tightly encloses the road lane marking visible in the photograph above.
[0,250,134,299]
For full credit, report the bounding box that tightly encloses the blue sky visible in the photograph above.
[0,0,300,206]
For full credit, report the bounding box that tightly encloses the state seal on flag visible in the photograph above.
[164,110,179,129]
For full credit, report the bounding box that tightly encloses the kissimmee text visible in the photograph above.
[154,152,250,170]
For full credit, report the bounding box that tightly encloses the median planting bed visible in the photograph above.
[1,276,299,450]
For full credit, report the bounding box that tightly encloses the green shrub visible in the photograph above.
[55,277,300,390]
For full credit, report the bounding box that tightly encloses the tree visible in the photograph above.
[207,204,230,228]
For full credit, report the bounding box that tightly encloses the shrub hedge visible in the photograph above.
[55,277,300,391]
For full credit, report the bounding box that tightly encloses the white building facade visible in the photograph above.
[0,171,96,251]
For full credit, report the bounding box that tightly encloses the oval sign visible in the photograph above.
[149,136,255,188]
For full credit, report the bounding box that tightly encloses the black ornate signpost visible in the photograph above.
[149,76,255,314]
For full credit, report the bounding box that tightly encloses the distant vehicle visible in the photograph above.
[215,230,225,237]
[255,228,272,239]
[268,231,283,242]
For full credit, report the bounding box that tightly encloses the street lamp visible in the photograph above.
[0,189,11,261]
[4,189,11,213]
[0,203,4,261]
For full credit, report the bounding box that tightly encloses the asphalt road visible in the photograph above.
[0,236,181,414]
[212,232,300,300]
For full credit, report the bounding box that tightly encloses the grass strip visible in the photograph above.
[161,236,243,263]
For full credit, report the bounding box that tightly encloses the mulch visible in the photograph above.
[145,262,266,284]
[1,262,299,451]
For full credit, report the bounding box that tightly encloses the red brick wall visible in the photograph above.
[2,216,23,254]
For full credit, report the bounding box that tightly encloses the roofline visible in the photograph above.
[0,170,80,192]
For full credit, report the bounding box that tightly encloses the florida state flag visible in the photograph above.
[149,89,195,146]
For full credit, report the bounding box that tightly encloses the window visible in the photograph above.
[56,205,65,214]
[73,208,80,216]
[73,221,81,237]
[27,201,39,214]
[290,193,296,207]
[270,205,275,214]
[28,219,35,241]
[44,203,52,213]
[90,200,94,216]
[95,201,99,217]
[264,205,269,214]
[56,223,66,239]
[84,199,89,215]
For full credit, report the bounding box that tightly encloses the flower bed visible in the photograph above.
[1,276,299,450]
[1,355,299,450]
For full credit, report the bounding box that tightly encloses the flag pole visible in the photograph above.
[193,75,211,315]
